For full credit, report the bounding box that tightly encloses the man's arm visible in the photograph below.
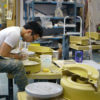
[0,42,22,59]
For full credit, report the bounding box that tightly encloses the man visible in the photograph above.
[0,21,43,91]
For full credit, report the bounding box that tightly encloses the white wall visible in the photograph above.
[89,0,100,32]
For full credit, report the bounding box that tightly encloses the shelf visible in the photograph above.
[24,16,80,22]
[34,1,84,8]
[66,32,81,35]
[52,25,76,28]
[65,24,76,27]
[34,17,80,23]
[44,26,63,29]
[34,17,64,20]
[42,33,81,37]
[24,0,84,36]
[50,17,64,20]
[42,35,63,40]
[34,1,76,5]
[43,26,78,29]
[52,26,64,29]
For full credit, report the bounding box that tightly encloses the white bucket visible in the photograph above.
[40,55,52,71]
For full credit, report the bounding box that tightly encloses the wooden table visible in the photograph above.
[26,64,62,80]
[7,63,62,100]
[8,60,76,100]
[17,92,66,100]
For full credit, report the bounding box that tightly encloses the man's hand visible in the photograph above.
[19,53,28,60]
[0,42,29,60]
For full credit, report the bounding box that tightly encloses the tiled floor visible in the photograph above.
[0,51,100,100]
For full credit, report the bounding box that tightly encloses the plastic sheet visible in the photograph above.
[55,0,64,17]
[40,17,52,28]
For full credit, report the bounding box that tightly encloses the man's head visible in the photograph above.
[21,21,43,42]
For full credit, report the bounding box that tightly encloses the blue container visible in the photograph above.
[75,51,83,62]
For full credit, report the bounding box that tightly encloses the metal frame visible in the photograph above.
[62,16,83,59]
[0,77,13,100]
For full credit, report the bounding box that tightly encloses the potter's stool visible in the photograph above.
[0,73,13,100]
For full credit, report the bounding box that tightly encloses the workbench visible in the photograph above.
[7,63,62,100]
[17,60,100,100]
[26,64,62,80]
[70,44,100,50]
[17,92,66,100]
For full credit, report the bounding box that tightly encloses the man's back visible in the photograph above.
[0,27,21,48]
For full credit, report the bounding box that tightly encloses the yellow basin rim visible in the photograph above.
[62,64,99,82]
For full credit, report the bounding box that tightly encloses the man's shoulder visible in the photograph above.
[6,27,20,36]
[0,26,20,33]
[6,26,20,31]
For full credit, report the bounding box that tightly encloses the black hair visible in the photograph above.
[23,21,43,37]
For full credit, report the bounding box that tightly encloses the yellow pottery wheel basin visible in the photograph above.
[22,59,39,66]
[61,76,100,100]
[63,64,99,82]
[22,59,41,73]
[61,63,100,100]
